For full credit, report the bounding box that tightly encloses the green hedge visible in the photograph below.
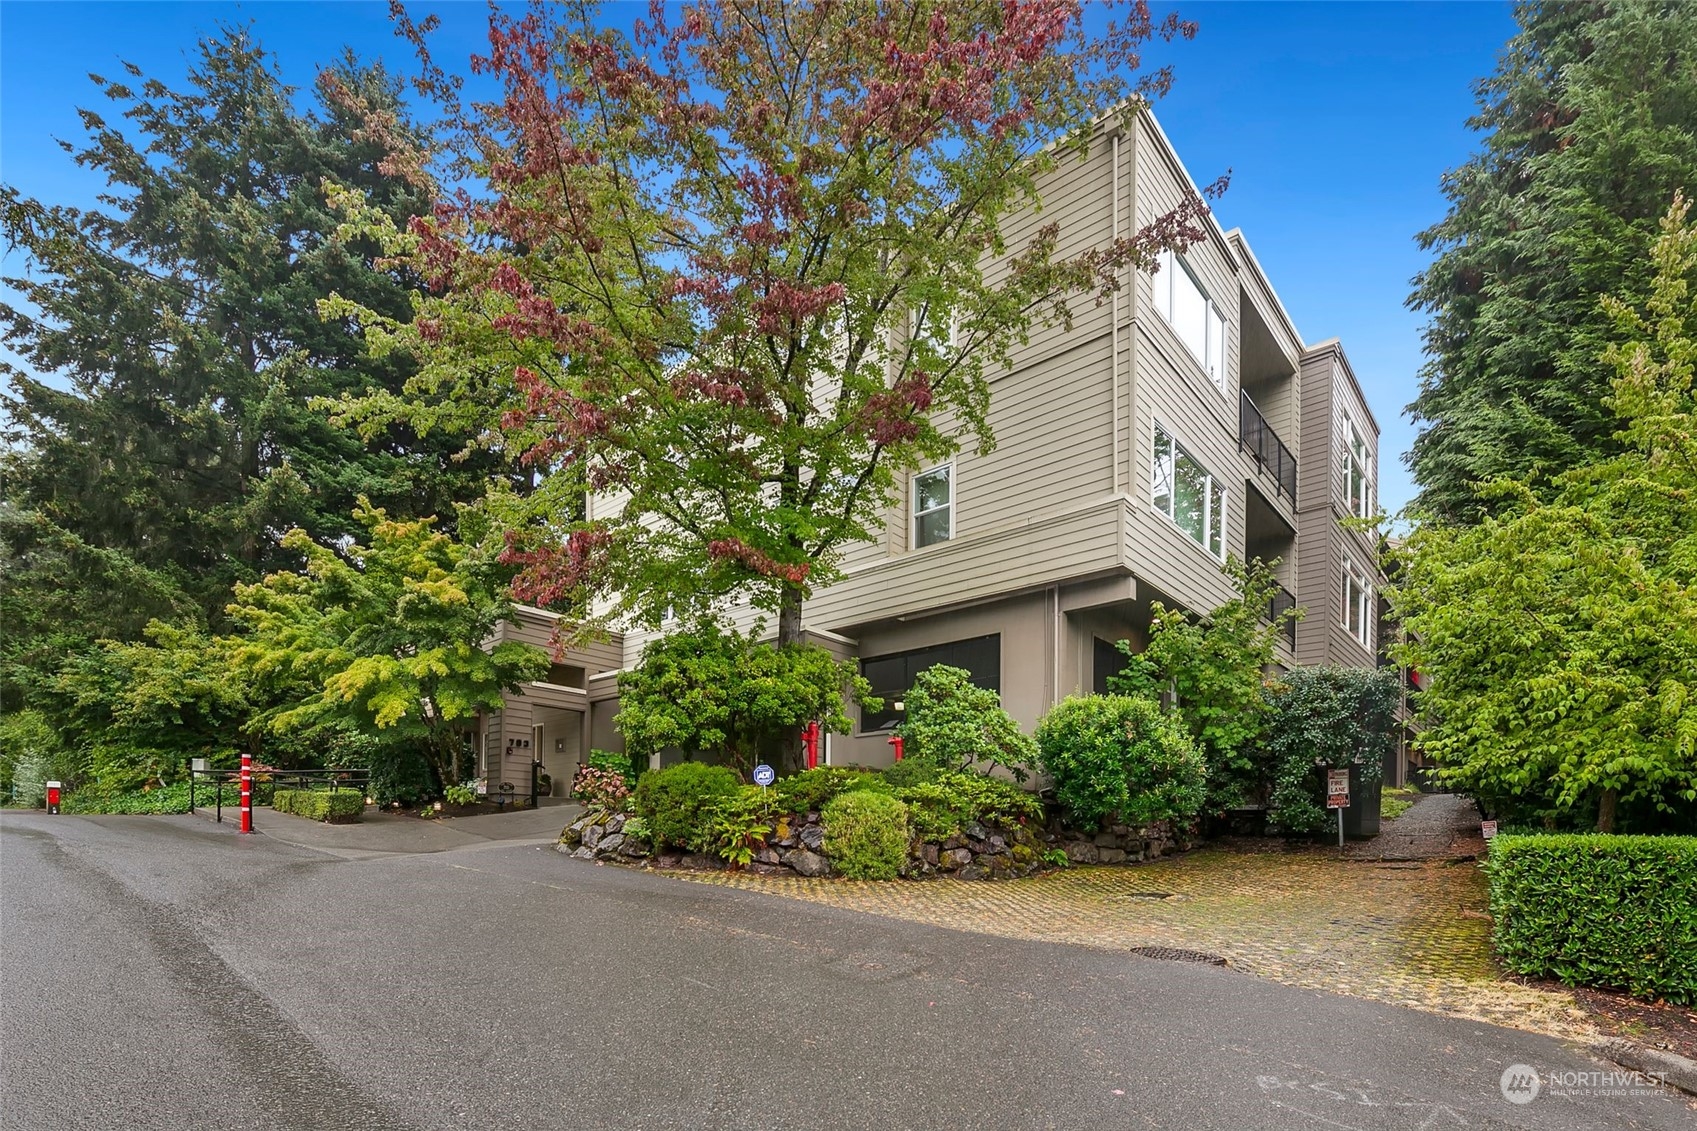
[272,789,365,824]
[1485,834,1697,1004]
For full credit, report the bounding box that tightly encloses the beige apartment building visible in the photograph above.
[478,107,1386,792]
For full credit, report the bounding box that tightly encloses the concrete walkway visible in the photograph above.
[1345,792,1487,862]
[193,798,581,858]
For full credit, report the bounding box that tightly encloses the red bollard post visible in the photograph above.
[802,721,820,770]
[239,752,253,834]
[46,780,61,815]
[887,735,904,762]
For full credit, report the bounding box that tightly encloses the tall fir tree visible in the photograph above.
[0,28,517,708]
[1407,0,1697,519]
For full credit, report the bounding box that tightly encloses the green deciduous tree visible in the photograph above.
[1408,0,1697,519]
[333,0,1219,658]
[227,503,549,794]
[1392,195,1697,833]
[614,621,874,774]
[1108,559,1299,810]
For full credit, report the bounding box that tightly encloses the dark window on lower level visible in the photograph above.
[860,634,1000,733]
[1093,637,1134,695]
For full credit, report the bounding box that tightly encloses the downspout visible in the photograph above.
[1112,128,1123,495]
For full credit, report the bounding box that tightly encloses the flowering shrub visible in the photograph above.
[572,765,631,812]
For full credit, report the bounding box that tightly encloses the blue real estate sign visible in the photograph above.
[752,764,776,788]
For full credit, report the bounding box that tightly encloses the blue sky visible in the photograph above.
[0,1,1519,512]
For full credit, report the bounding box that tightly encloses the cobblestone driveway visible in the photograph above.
[678,846,1596,1043]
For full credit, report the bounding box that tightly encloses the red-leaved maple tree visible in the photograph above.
[334,0,1223,652]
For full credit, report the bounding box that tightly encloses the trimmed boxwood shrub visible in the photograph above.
[272,789,365,823]
[821,790,910,879]
[631,762,741,851]
[772,766,888,814]
[1035,695,1207,832]
[1485,834,1697,1004]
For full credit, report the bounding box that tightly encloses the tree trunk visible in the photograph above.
[1596,786,1617,834]
[777,583,806,774]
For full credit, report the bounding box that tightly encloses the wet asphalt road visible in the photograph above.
[1,811,1690,1131]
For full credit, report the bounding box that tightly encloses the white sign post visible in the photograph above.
[1326,768,1351,847]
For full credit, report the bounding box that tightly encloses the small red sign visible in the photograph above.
[1481,820,1498,840]
[1326,792,1349,809]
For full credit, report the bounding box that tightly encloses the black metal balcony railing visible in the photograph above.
[1265,583,1298,649]
[1239,390,1297,504]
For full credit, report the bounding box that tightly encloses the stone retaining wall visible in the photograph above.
[558,808,1194,880]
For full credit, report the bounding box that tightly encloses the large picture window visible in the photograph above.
[913,463,952,548]
[859,634,1000,733]
[1343,555,1373,648]
[1155,249,1227,388]
[1152,423,1225,559]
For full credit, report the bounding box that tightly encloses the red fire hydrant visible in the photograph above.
[887,735,904,762]
[802,721,821,770]
[46,780,61,815]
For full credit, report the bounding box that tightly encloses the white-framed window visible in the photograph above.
[1342,411,1372,518]
[913,463,952,548]
[1342,554,1373,647]
[1154,249,1227,388]
[1152,423,1225,559]
[910,303,956,358]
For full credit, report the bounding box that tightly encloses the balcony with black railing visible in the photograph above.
[1239,390,1296,504]
[1265,583,1298,649]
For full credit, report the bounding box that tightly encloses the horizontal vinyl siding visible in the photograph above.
[805,498,1126,632]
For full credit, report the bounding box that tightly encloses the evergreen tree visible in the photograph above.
[1407,0,1697,519]
[0,27,508,646]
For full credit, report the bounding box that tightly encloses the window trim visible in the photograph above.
[1154,249,1229,391]
[910,303,958,357]
[1341,410,1373,519]
[1342,554,1373,648]
[912,461,953,549]
[1151,421,1227,561]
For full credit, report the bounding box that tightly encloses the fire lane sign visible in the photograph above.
[1326,768,1350,809]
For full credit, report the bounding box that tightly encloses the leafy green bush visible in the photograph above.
[899,665,1035,781]
[821,790,910,880]
[879,757,947,789]
[772,766,888,814]
[630,761,741,851]
[1262,667,1400,835]
[707,786,780,867]
[1485,834,1697,1004]
[60,782,199,815]
[272,789,365,823]
[893,771,1045,841]
[587,748,639,780]
[894,782,968,841]
[443,782,479,806]
[620,815,651,849]
[1035,695,1206,832]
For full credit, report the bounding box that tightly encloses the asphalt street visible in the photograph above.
[1,811,1689,1130]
